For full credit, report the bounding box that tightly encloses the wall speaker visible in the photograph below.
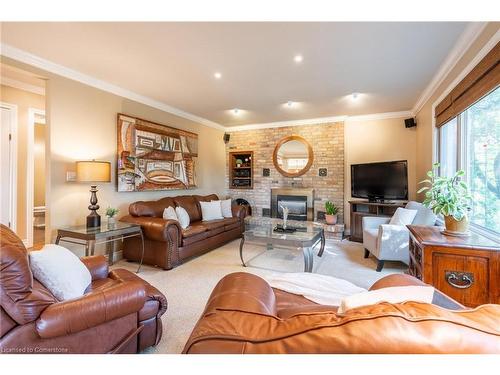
[404,118,417,128]
[223,133,230,143]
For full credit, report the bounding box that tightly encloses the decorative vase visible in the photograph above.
[325,214,337,225]
[443,215,469,236]
[107,216,116,228]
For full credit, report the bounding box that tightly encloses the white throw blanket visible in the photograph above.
[264,272,366,306]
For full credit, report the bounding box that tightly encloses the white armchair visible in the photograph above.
[362,201,436,272]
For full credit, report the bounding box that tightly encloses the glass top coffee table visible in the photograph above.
[239,224,325,272]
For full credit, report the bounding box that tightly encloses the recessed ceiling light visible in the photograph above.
[214,72,222,79]
[287,101,294,107]
[294,55,303,63]
[351,92,359,100]
[233,108,240,115]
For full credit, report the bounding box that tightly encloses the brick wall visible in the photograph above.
[225,122,345,223]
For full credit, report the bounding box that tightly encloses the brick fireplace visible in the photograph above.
[225,121,344,224]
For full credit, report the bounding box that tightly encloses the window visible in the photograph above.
[437,87,500,235]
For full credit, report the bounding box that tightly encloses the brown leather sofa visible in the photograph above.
[121,194,246,270]
[183,272,500,354]
[0,224,167,354]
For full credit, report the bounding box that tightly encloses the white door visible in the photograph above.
[0,104,16,229]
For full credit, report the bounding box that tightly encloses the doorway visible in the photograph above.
[0,102,18,231]
[28,108,46,249]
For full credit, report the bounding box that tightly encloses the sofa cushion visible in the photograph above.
[130,197,175,218]
[224,217,240,231]
[30,244,92,301]
[200,219,226,231]
[194,194,219,203]
[182,224,208,238]
[174,196,202,222]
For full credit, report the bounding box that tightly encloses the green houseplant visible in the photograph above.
[324,201,339,225]
[105,207,120,224]
[418,163,471,236]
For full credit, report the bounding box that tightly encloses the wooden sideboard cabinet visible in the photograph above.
[348,200,406,242]
[407,225,500,307]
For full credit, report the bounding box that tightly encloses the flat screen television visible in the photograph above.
[351,160,408,201]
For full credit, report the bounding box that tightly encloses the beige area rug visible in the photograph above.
[111,238,405,354]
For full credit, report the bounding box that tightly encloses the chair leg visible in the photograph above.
[376,260,385,272]
[364,248,370,259]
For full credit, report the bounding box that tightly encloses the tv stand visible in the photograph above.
[349,200,407,242]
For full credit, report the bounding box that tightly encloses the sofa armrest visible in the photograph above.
[377,224,410,261]
[80,255,109,281]
[231,205,247,221]
[121,215,181,245]
[369,274,427,290]
[203,272,277,317]
[362,216,390,230]
[36,281,146,339]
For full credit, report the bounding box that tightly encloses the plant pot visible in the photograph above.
[325,214,337,225]
[443,215,469,236]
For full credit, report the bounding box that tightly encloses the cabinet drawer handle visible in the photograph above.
[445,271,474,289]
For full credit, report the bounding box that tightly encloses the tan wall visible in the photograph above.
[415,23,500,198]
[344,117,417,229]
[0,84,45,240]
[34,123,46,207]
[1,57,227,255]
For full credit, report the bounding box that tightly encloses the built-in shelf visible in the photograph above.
[229,151,253,189]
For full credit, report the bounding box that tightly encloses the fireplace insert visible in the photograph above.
[277,195,308,221]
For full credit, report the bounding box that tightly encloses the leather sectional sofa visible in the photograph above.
[183,272,500,353]
[0,224,167,354]
[121,194,246,270]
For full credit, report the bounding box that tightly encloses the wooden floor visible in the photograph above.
[32,227,45,250]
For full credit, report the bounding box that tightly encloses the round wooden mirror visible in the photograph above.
[273,135,314,177]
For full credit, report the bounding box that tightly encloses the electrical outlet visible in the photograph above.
[66,171,77,182]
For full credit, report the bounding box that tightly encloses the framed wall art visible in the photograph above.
[117,113,198,192]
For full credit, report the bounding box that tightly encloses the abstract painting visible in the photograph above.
[117,113,198,191]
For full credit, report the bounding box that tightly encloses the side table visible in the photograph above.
[55,222,145,273]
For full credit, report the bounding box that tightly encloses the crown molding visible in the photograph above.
[412,22,488,115]
[0,43,225,131]
[0,76,45,96]
[227,111,413,132]
[345,110,413,122]
[227,115,348,131]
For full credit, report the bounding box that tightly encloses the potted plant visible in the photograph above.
[418,163,471,236]
[235,159,243,168]
[105,207,120,225]
[324,201,339,225]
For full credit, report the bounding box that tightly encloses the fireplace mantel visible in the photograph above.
[271,188,314,221]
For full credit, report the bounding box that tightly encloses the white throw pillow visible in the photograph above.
[29,244,92,301]
[389,207,418,226]
[213,199,233,218]
[337,285,435,314]
[163,206,178,221]
[200,200,224,221]
[175,206,190,229]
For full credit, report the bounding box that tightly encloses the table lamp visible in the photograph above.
[76,160,111,228]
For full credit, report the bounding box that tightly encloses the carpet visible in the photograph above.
[111,238,405,354]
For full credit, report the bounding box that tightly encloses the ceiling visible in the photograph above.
[0,22,469,127]
[0,62,46,94]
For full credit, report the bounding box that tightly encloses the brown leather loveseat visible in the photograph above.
[0,224,167,354]
[183,272,500,354]
[121,194,246,270]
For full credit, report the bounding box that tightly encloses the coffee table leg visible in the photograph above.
[239,236,246,267]
[303,247,314,272]
[318,230,326,257]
